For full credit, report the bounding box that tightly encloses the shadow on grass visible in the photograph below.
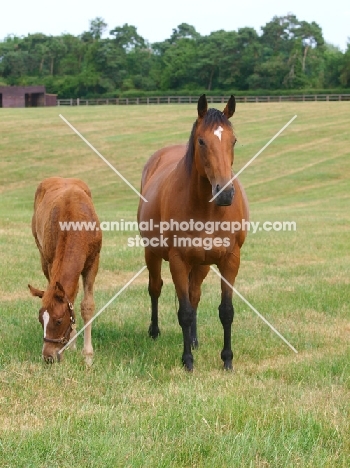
[92,320,183,367]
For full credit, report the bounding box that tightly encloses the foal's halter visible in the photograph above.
[43,298,76,345]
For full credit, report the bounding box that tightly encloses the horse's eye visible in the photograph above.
[56,319,62,326]
[198,138,206,147]
[233,139,238,147]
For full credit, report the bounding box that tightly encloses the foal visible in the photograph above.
[29,177,102,364]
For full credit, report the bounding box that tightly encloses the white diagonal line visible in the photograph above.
[58,265,147,355]
[210,266,298,353]
[59,114,148,202]
[210,115,297,202]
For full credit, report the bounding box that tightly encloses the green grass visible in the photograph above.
[0,103,349,467]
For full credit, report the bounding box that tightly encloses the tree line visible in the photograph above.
[0,15,349,98]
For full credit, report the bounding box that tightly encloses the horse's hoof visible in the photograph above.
[84,355,93,367]
[191,338,199,350]
[183,362,194,372]
[148,324,160,339]
[182,354,194,372]
[223,361,233,371]
[82,349,93,367]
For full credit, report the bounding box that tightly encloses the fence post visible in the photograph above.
[70,98,73,106]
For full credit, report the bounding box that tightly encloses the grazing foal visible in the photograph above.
[138,95,249,371]
[29,177,102,364]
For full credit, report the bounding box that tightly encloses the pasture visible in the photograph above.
[0,102,349,467]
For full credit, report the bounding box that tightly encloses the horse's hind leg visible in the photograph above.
[217,250,240,370]
[145,249,163,339]
[189,265,210,349]
[81,253,100,366]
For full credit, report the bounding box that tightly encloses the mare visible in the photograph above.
[138,95,249,371]
[28,177,102,364]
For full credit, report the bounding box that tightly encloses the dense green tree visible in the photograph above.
[169,23,201,43]
[109,24,146,51]
[322,44,343,87]
[0,16,347,96]
[230,27,261,90]
[89,17,107,41]
[1,50,28,83]
[159,37,198,89]
[339,42,350,86]
[194,30,242,90]
[93,38,127,89]
[58,34,86,75]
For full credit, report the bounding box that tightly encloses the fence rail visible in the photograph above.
[57,94,350,106]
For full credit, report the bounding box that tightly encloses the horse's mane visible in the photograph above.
[184,108,232,174]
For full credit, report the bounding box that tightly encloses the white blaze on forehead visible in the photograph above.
[214,125,224,141]
[42,310,49,338]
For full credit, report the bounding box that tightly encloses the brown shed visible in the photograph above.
[0,86,57,108]
[45,93,57,106]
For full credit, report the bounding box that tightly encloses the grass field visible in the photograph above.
[0,101,349,467]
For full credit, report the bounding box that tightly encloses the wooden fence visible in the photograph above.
[57,94,350,106]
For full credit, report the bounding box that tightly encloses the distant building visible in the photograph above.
[0,86,57,108]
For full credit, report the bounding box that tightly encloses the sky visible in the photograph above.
[1,0,349,51]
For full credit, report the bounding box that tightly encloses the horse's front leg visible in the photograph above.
[81,253,100,366]
[217,250,240,370]
[169,254,194,371]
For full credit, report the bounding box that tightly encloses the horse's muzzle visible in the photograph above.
[213,184,235,206]
[43,354,55,364]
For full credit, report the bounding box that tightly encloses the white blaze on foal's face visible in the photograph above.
[214,125,224,141]
[42,310,49,338]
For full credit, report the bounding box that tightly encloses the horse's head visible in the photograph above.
[191,94,237,206]
[28,282,76,363]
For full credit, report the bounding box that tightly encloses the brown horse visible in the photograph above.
[28,177,102,364]
[138,95,249,371]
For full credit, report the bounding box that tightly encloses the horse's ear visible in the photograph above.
[223,95,236,119]
[197,94,208,119]
[28,284,44,298]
